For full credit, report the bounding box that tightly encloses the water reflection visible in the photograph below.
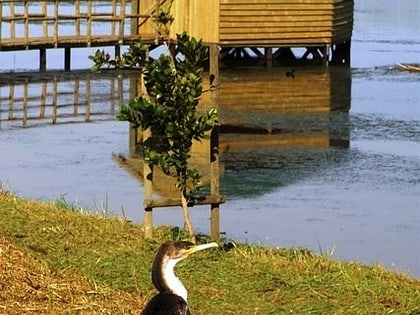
[0,70,134,129]
[218,67,351,198]
[123,67,351,200]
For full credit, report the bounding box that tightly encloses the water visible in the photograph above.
[1,0,419,277]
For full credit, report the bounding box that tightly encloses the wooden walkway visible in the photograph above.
[0,0,158,70]
[0,1,140,49]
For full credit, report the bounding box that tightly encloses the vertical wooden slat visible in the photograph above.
[111,0,117,36]
[0,2,3,44]
[24,0,29,46]
[119,0,126,41]
[131,0,139,36]
[87,0,92,45]
[54,0,59,47]
[75,0,81,36]
[42,1,47,37]
[10,1,15,40]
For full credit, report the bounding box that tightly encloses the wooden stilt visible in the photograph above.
[115,45,121,59]
[39,48,46,72]
[344,40,351,66]
[265,47,273,69]
[331,40,351,66]
[322,45,329,65]
[64,47,71,72]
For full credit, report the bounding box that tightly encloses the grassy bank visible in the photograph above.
[0,190,419,315]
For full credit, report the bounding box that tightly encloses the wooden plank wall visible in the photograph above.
[219,0,353,46]
[170,0,219,44]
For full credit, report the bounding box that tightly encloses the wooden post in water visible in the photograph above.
[64,47,71,72]
[40,49,47,72]
[265,47,273,69]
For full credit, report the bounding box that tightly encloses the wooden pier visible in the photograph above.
[0,0,354,71]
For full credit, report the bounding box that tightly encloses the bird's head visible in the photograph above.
[152,240,219,297]
[158,240,219,262]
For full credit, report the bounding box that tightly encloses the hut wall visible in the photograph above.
[170,0,219,44]
[218,0,353,46]
[137,0,158,39]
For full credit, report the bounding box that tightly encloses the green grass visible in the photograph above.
[0,190,419,314]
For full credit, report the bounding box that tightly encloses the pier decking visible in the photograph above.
[1,0,354,70]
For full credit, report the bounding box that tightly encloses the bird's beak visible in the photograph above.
[185,242,218,256]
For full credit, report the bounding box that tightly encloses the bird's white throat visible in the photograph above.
[163,257,188,302]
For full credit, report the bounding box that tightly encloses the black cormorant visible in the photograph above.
[140,241,218,315]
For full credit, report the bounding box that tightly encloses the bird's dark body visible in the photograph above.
[140,292,190,315]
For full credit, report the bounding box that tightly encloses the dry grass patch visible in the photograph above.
[0,236,140,315]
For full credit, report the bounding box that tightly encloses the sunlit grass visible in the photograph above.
[0,190,419,314]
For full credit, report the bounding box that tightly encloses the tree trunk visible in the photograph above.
[181,192,196,244]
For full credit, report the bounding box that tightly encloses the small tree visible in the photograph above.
[88,38,148,71]
[118,33,218,241]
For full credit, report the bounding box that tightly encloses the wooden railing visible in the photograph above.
[0,0,160,51]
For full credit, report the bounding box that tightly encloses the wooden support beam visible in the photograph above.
[115,45,121,59]
[265,47,273,69]
[39,48,46,72]
[330,40,351,66]
[64,47,71,72]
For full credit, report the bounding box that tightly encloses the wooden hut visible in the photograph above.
[138,0,354,67]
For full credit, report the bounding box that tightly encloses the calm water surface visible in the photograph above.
[0,0,419,277]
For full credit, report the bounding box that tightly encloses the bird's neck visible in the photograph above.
[153,257,188,302]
